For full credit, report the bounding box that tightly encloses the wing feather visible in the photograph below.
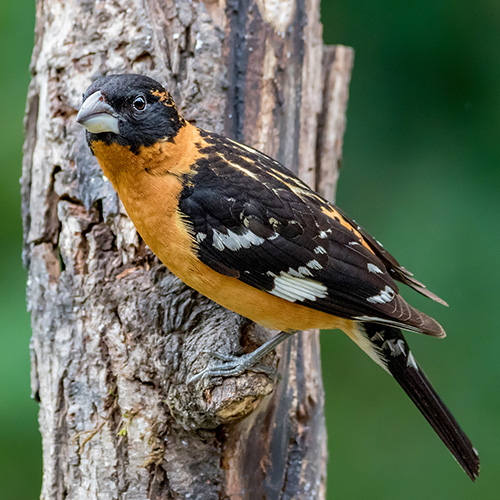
[179,131,445,337]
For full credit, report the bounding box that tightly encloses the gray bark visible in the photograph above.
[22,0,353,498]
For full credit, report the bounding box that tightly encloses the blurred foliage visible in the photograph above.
[1,0,498,498]
[321,1,500,498]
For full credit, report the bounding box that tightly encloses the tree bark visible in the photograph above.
[22,0,353,498]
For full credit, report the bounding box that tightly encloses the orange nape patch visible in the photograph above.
[151,89,177,108]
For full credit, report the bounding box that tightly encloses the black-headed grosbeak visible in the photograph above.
[76,74,479,480]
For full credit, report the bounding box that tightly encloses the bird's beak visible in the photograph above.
[76,90,120,134]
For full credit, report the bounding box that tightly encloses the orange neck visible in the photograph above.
[89,121,201,193]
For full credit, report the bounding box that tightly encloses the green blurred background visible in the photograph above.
[1,0,498,498]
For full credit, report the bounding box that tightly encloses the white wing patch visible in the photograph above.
[367,263,383,274]
[366,286,396,304]
[268,270,328,302]
[211,227,267,251]
[306,259,323,270]
[287,266,313,278]
[314,245,327,254]
[196,232,207,243]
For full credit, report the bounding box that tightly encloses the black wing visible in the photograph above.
[179,131,445,336]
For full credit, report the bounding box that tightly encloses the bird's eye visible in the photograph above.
[133,95,146,111]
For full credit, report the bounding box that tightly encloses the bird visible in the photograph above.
[76,73,479,480]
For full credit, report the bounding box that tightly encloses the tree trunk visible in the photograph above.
[22,0,353,498]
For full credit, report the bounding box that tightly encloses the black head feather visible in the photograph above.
[81,74,184,154]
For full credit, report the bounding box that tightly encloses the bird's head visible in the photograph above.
[76,74,184,154]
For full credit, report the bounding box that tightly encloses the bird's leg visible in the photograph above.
[188,330,296,384]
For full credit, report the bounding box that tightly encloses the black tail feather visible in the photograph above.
[362,323,480,481]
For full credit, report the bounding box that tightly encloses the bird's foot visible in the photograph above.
[188,331,295,384]
[188,350,276,385]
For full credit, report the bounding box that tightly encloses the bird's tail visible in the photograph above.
[346,322,480,481]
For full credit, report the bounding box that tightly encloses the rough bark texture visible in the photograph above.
[22,0,353,498]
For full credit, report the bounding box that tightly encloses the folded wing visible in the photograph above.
[179,132,446,337]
